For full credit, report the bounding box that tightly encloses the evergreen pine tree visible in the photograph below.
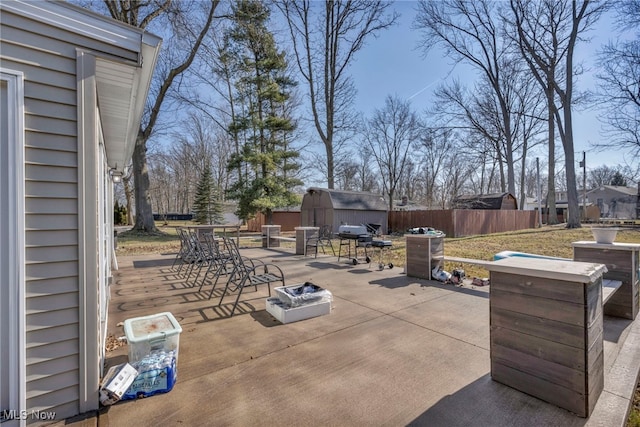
[225,0,302,223]
[193,163,214,224]
[209,185,225,225]
[610,171,627,187]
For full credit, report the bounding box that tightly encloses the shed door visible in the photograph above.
[313,208,324,227]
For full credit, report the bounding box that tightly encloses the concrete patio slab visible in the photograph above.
[90,247,640,427]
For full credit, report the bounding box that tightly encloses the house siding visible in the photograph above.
[3,8,101,421]
[2,0,161,421]
[587,186,638,219]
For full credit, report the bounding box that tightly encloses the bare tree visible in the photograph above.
[415,0,519,197]
[398,159,422,202]
[431,80,506,191]
[429,71,537,199]
[363,95,421,210]
[508,0,566,223]
[593,1,640,161]
[436,151,474,208]
[275,0,398,189]
[511,73,546,209]
[122,172,135,225]
[335,159,360,191]
[588,165,624,188]
[418,127,456,208]
[86,0,220,232]
[509,0,609,228]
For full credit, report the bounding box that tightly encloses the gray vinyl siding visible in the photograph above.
[1,1,153,419]
[2,8,106,421]
[4,12,138,63]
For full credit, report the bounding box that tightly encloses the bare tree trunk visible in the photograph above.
[98,0,219,233]
[519,151,527,211]
[546,86,559,224]
[132,136,157,231]
[560,0,589,229]
[123,175,134,226]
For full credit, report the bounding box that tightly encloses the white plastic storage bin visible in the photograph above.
[124,312,182,364]
[266,297,331,324]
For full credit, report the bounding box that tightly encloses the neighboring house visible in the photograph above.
[545,202,601,222]
[1,1,160,424]
[450,192,518,210]
[522,197,539,211]
[553,189,588,205]
[300,188,388,234]
[587,185,640,219]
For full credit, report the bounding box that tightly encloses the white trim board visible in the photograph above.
[76,52,100,413]
[1,68,27,427]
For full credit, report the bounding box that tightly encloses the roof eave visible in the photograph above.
[2,0,162,173]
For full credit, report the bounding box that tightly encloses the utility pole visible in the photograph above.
[579,151,586,221]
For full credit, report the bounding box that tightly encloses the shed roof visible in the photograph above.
[451,192,516,209]
[307,187,387,211]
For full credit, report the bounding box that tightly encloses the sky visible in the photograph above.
[342,0,627,171]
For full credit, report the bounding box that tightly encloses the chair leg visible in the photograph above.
[209,266,231,299]
[227,276,250,316]
[230,287,244,316]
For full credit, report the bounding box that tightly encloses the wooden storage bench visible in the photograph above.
[486,257,608,417]
[573,241,640,320]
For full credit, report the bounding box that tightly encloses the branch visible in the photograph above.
[143,0,219,141]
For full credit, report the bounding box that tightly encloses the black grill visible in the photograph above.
[337,224,380,264]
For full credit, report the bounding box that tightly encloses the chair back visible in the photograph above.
[320,224,333,239]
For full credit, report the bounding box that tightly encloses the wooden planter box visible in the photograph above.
[262,225,281,248]
[486,257,607,417]
[295,226,319,255]
[405,234,444,280]
[573,241,640,320]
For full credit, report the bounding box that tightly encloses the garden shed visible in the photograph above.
[451,192,518,210]
[301,188,388,234]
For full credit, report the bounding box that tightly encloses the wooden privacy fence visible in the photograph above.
[247,211,301,232]
[389,209,537,237]
[248,209,537,236]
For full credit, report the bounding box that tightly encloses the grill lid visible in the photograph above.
[338,225,368,235]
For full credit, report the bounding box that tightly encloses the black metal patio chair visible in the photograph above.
[197,233,237,294]
[305,225,335,258]
[212,237,285,316]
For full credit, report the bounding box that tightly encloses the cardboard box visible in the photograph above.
[266,297,331,324]
[100,363,138,406]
